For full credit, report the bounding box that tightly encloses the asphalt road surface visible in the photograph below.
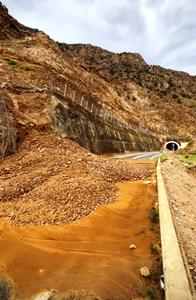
[121,151,162,160]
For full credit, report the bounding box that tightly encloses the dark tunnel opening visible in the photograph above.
[165,141,179,151]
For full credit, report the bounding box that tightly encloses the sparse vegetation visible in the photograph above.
[172,93,179,99]
[150,206,159,224]
[3,57,18,66]
[162,90,167,96]
[150,244,159,255]
[176,98,182,104]
[160,154,168,162]
[138,281,162,300]
[2,57,33,72]
[177,153,196,165]
[168,78,174,86]
[59,43,196,137]
[141,286,156,300]
[23,66,32,71]
[138,260,164,300]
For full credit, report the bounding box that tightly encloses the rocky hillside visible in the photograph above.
[0,2,195,159]
[0,2,156,227]
[0,2,38,39]
[0,2,162,158]
[60,43,196,138]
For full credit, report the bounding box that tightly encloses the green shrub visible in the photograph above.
[172,93,179,99]
[138,283,157,300]
[168,78,174,86]
[178,153,196,165]
[176,98,181,104]
[110,67,116,75]
[162,90,167,96]
[150,207,159,224]
[3,57,18,66]
[150,244,159,255]
[24,66,32,71]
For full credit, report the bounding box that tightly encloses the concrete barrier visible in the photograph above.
[157,159,194,300]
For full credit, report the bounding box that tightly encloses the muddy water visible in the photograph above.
[0,179,158,299]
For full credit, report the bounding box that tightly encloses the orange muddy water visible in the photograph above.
[0,178,158,299]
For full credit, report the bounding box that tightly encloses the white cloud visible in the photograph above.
[2,0,196,74]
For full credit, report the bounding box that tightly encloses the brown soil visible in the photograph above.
[60,43,196,138]
[0,177,160,299]
[187,165,196,177]
[161,159,196,287]
[0,130,152,226]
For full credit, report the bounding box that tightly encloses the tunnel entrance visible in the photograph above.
[164,141,180,151]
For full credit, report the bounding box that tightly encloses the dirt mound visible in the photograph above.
[0,130,151,226]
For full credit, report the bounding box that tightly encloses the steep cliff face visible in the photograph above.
[60,43,196,138]
[50,93,160,154]
[0,4,162,157]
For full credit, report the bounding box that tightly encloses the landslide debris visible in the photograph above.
[44,289,101,300]
[0,130,152,226]
[0,3,153,228]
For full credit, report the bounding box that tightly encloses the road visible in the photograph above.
[115,151,162,160]
[0,180,158,299]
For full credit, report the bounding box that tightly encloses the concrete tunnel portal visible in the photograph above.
[164,141,180,151]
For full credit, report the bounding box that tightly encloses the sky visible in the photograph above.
[2,0,196,75]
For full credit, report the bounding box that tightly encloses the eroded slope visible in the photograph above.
[61,43,196,138]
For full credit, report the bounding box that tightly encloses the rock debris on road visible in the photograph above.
[0,130,152,226]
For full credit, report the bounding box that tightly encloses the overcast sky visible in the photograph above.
[2,0,196,75]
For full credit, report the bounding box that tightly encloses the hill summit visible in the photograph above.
[0,2,38,39]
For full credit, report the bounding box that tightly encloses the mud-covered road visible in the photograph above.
[0,165,160,299]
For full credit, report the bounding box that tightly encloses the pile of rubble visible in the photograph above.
[0,130,151,226]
